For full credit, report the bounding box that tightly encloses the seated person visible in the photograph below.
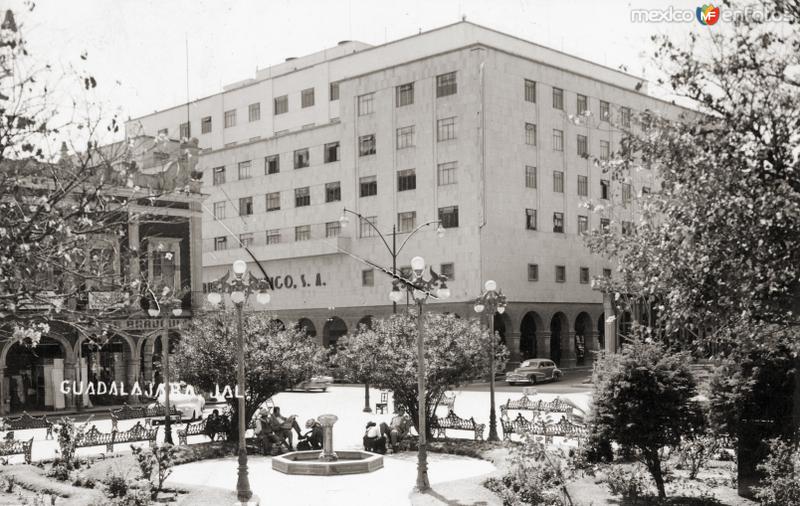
[268,406,303,451]
[204,409,223,441]
[254,408,283,455]
[363,421,386,454]
[297,418,323,451]
[379,407,411,452]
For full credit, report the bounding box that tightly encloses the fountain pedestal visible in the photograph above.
[317,414,339,462]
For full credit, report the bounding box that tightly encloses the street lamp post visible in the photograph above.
[339,208,445,412]
[147,297,183,445]
[389,255,450,492]
[473,280,507,443]
[206,260,271,506]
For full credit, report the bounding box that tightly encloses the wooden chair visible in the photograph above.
[375,391,389,414]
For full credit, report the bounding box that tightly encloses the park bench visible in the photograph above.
[177,418,227,445]
[375,391,390,414]
[431,411,485,441]
[2,412,54,440]
[110,403,181,431]
[76,422,158,453]
[499,395,579,440]
[0,437,33,464]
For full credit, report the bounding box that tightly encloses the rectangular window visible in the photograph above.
[553,171,564,193]
[436,72,457,97]
[440,263,454,280]
[266,229,280,245]
[577,175,588,197]
[620,106,631,128]
[213,202,225,220]
[525,123,537,146]
[577,134,588,157]
[329,82,339,101]
[600,218,610,231]
[528,264,539,282]
[553,212,564,233]
[248,103,261,122]
[603,268,612,278]
[179,122,190,140]
[396,82,414,107]
[552,87,564,110]
[577,94,588,115]
[437,117,456,141]
[360,176,377,197]
[397,211,416,233]
[600,100,610,121]
[239,233,254,248]
[213,166,225,185]
[326,221,341,238]
[224,109,236,128]
[294,187,310,207]
[294,148,310,169]
[438,206,459,228]
[578,215,589,234]
[266,192,280,211]
[239,197,253,216]
[265,154,280,174]
[238,160,251,180]
[360,216,377,238]
[555,265,566,283]
[362,269,374,287]
[324,142,340,163]
[325,181,341,202]
[524,79,536,103]
[295,225,311,242]
[622,183,632,205]
[437,162,457,186]
[600,140,610,161]
[214,236,227,251]
[552,129,564,151]
[622,221,634,236]
[396,125,415,149]
[274,95,288,115]
[525,209,537,230]
[601,179,610,199]
[525,166,537,188]
[359,134,376,156]
[580,267,590,284]
[358,93,374,115]
[301,88,315,108]
[397,169,416,192]
[201,116,212,134]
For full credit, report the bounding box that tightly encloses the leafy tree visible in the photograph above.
[172,309,327,438]
[332,321,383,411]
[754,437,800,506]
[338,312,506,437]
[591,338,704,498]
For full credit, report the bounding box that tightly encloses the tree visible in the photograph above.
[333,322,382,412]
[172,309,327,438]
[582,0,800,496]
[339,312,507,437]
[591,338,704,498]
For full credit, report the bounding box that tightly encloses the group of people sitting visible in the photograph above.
[363,407,413,455]
[254,406,323,455]
[203,409,230,441]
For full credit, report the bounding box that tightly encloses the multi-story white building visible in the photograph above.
[125,21,685,368]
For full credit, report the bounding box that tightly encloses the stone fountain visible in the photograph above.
[271,414,383,476]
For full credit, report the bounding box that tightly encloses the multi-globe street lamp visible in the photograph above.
[473,280,507,443]
[390,255,450,492]
[339,208,445,413]
[146,294,184,445]
[206,260,271,506]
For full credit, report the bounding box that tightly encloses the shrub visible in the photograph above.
[45,462,70,482]
[754,437,800,506]
[603,464,652,501]
[53,417,91,470]
[104,473,128,498]
[676,434,719,479]
[132,443,175,499]
[72,472,96,489]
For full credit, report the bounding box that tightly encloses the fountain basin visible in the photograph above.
[271,450,383,475]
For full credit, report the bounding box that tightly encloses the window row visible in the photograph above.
[357,71,458,115]
[524,125,613,159]
[522,79,632,127]
[526,264,609,284]
[522,166,648,201]
[211,143,341,184]
[358,162,458,197]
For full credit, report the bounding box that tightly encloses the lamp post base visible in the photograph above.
[233,497,260,506]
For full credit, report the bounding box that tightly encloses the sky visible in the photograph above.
[8,0,719,143]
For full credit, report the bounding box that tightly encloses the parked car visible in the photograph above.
[291,375,333,392]
[505,359,562,385]
[153,383,206,420]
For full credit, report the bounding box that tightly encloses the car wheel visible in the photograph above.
[322,387,327,392]
[529,375,538,385]
[191,410,196,421]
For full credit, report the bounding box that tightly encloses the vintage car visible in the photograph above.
[153,383,206,420]
[505,359,562,385]
[291,375,333,392]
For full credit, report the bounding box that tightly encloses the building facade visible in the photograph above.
[126,22,685,368]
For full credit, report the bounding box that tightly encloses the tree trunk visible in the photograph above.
[644,449,666,499]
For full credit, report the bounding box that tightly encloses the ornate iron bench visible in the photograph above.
[499,395,579,440]
[76,422,159,453]
[0,437,33,464]
[110,404,181,431]
[142,405,181,426]
[526,417,589,443]
[177,418,227,445]
[2,412,54,439]
[75,425,116,453]
[431,411,485,441]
